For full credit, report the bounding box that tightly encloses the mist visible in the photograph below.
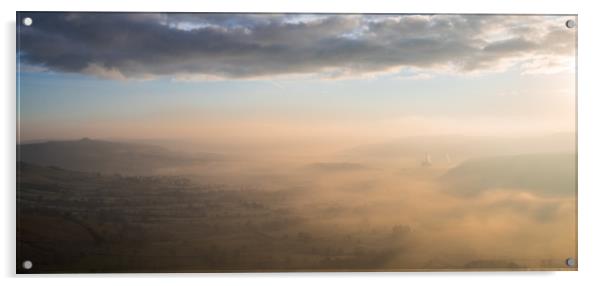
[16,13,577,272]
[17,131,576,272]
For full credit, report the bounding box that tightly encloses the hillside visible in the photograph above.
[17,138,221,175]
[440,153,576,196]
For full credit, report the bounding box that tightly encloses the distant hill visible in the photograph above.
[17,138,222,175]
[305,162,369,172]
[344,133,575,163]
[440,153,576,196]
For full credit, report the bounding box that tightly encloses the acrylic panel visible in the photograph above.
[16,12,577,273]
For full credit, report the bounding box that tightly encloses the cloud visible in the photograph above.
[18,13,576,80]
[81,63,126,80]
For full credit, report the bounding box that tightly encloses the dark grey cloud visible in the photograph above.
[18,13,576,80]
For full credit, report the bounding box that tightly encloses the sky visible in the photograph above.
[17,13,577,143]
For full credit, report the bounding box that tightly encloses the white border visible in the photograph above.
[2,1,601,285]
